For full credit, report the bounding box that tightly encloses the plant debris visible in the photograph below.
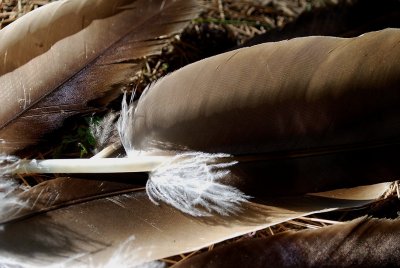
[0,0,57,29]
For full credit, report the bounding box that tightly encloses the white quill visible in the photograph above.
[2,95,250,217]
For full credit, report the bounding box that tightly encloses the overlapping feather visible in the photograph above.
[0,0,202,154]
[1,1,400,267]
[173,217,400,267]
[131,28,400,198]
[0,177,391,266]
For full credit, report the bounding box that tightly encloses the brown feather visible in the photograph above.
[0,0,202,154]
[0,177,389,266]
[131,28,400,197]
[240,0,400,46]
[133,28,400,154]
[173,217,400,267]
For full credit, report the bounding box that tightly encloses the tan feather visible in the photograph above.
[0,177,390,266]
[133,28,400,154]
[0,0,202,154]
[130,28,400,197]
[173,216,400,267]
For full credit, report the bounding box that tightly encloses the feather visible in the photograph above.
[10,152,251,216]
[133,28,400,155]
[5,29,400,216]
[90,111,120,154]
[1,23,400,265]
[172,217,400,267]
[0,177,390,266]
[0,178,26,221]
[145,152,248,217]
[130,28,400,198]
[0,0,203,155]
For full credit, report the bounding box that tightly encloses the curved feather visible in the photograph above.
[0,177,390,266]
[0,0,202,154]
[173,217,400,267]
[131,29,400,197]
[133,28,400,154]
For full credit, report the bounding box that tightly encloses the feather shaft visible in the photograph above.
[14,156,173,174]
[9,152,250,217]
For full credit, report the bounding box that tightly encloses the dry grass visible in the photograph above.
[0,0,57,28]
[130,0,334,94]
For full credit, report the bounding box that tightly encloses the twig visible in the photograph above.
[217,0,225,20]
[287,220,321,229]
[91,143,121,159]
[298,216,344,225]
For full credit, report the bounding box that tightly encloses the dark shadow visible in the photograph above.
[0,214,108,265]
[227,141,400,200]
[239,0,400,47]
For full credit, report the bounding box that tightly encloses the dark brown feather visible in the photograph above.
[132,28,400,198]
[173,217,400,267]
[0,177,389,266]
[0,0,202,154]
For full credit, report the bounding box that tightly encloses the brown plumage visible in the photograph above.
[0,0,202,154]
[132,28,400,198]
[173,217,400,267]
[1,2,400,266]
[0,177,389,266]
[133,29,400,155]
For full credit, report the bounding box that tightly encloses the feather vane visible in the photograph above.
[0,0,203,154]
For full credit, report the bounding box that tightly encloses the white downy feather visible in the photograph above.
[0,179,26,222]
[117,93,137,158]
[117,93,250,217]
[0,155,20,175]
[90,111,120,154]
[1,91,251,219]
[0,155,27,223]
[147,152,250,217]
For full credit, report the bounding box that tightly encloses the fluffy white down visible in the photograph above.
[117,92,137,157]
[0,155,27,222]
[90,111,120,153]
[147,152,250,217]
